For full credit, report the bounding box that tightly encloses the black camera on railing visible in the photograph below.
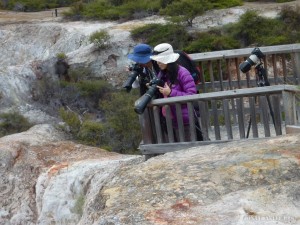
[239,47,265,73]
[122,63,143,92]
[134,78,165,114]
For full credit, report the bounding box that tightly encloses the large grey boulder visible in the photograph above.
[0,124,299,225]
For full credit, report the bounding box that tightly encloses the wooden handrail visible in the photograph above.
[148,85,299,105]
[189,44,300,61]
[138,44,300,155]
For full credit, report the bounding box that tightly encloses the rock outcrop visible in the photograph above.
[0,20,135,122]
[0,125,299,225]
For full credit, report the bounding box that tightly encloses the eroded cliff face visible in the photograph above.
[0,125,299,225]
[1,1,300,124]
[0,19,135,123]
[1,3,300,225]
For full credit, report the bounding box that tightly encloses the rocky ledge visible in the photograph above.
[0,124,299,225]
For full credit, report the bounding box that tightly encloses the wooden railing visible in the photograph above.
[190,44,300,93]
[138,44,300,155]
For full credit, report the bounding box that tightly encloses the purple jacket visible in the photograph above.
[158,65,197,126]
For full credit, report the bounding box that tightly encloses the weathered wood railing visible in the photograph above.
[138,44,300,155]
[190,44,300,93]
[139,85,300,155]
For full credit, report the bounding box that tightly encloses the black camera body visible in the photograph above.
[239,47,265,73]
[134,78,164,114]
[123,63,143,92]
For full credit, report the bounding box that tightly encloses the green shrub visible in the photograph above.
[100,90,141,153]
[56,52,67,60]
[184,30,240,53]
[0,112,32,137]
[225,11,286,47]
[59,107,81,135]
[77,121,105,146]
[279,5,300,30]
[209,0,242,8]
[89,30,111,49]
[131,23,190,49]
[75,79,112,104]
[160,0,211,27]
[68,67,92,83]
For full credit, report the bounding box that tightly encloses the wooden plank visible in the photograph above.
[200,76,298,91]
[223,99,233,139]
[140,140,233,154]
[292,52,300,85]
[263,57,270,85]
[153,106,163,143]
[281,54,287,83]
[150,85,300,106]
[208,60,215,91]
[187,102,197,142]
[226,58,233,89]
[235,58,242,89]
[175,103,185,142]
[248,96,258,138]
[218,59,224,91]
[189,44,300,62]
[212,100,221,140]
[272,54,278,85]
[139,109,155,144]
[272,95,282,135]
[259,96,271,137]
[165,105,175,143]
[199,61,206,93]
[282,91,296,125]
[236,97,246,139]
[199,101,210,141]
[231,98,238,125]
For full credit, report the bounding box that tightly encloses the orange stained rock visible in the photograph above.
[48,162,69,177]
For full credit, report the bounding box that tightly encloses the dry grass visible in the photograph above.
[0,7,69,24]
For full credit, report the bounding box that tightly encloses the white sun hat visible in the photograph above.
[150,43,180,64]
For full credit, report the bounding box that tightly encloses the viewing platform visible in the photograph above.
[137,44,300,155]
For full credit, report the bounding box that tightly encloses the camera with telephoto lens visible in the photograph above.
[134,78,165,114]
[123,63,143,92]
[239,47,265,73]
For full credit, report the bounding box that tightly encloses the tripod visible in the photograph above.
[246,62,276,138]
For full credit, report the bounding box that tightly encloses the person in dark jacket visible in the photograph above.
[150,43,197,141]
[127,44,160,96]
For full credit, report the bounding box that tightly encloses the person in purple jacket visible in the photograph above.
[150,43,197,141]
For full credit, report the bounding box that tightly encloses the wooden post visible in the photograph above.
[292,52,300,85]
[282,91,296,125]
[139,109,155,144]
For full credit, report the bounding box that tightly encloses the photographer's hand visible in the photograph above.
[158,83,171,97]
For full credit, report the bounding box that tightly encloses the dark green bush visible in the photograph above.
[159,0,211,27]
[0,112,32,137]
[209,0,242,8]
[75,79,112,103]
[77,120,105,146]
[279,5,300,30]
[184,30,240,53]
[59,107,81,135]
[89,30,110,49]
[224,11,287,47]
[58,77,141,154]
[100,90,141,153]
[131,23,190,49]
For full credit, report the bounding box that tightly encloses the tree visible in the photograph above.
[100,91,141,153]
[160,0,210,27]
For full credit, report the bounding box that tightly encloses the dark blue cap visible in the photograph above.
[127,44,152,64]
